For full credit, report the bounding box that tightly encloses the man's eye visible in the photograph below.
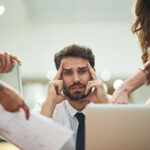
[64,72,72,75]
[79,70,86,74]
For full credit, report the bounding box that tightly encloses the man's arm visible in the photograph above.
[83,63,109,103]
[41,94,57,118]
[0,81,29,120]
[40,63,67,118]
[111,61,150,104]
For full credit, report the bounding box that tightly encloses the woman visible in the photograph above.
[111,0,150,104]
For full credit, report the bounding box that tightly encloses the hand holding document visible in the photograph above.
[0,105,73,150]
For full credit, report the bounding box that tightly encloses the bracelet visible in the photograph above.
[139,66,149,75]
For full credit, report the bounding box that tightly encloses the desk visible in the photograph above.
[0,142,19,150]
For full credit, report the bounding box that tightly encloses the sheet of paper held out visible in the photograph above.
[0,105,73,150]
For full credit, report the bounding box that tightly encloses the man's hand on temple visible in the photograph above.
[46,63,68,104]
[41,63,68,117]
[84,63,109,103]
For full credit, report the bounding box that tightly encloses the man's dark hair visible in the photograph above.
[54,44,95,70]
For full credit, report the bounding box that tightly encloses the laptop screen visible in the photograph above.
[85,104,150,150]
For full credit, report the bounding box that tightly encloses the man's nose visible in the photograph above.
[73,73,80,83]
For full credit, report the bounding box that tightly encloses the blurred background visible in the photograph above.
[0,0,150,110]
[1,0,150,148]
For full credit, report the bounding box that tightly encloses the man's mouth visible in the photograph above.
[70,85,84,91]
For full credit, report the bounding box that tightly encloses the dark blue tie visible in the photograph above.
[75,112,85,150]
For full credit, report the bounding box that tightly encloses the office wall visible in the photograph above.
[0,0,149,106]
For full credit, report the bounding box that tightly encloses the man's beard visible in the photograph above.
[63,82,92,101]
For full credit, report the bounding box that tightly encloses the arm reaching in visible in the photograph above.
[111,61,150,104]
[0,81,29,120]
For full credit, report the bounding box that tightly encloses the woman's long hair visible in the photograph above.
[132,0,150,63]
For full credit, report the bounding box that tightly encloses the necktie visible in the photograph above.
[75,112,85,150]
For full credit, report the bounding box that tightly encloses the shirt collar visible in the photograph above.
[65,100,85,118]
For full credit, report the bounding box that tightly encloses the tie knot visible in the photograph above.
[75,112,85,122]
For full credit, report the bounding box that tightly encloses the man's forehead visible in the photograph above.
[63,66,88,71]
[61,57,89,64]
[61,57,89,69]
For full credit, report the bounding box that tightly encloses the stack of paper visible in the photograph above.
[0,106,73,150]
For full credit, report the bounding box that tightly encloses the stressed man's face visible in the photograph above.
[61,57,92,101]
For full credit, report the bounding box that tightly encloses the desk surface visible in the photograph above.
[0,142,19,150]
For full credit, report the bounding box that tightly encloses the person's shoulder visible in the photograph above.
[53,100,68,115]
[52,100,69,124]
[55,100,66,110]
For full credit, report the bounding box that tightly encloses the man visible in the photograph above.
[41,44,109,150]
[0,51,29,120]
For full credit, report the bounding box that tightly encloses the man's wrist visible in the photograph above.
[103,95,109,103]
[45,98,57,107]
[41,99,57,118]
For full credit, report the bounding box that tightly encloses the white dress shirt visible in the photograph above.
[52,100,85,150]
[35,94,111,150]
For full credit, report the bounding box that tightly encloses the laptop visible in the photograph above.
[0,63,23,96]
[85,104,150,150]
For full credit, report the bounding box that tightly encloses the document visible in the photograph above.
[0,106,73,150]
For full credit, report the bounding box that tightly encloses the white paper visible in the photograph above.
[0,106,73,150]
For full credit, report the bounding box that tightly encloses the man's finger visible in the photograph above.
[87,63,98,80]
[21,102,30,120]
[54,63,64,80]
[85,82,99,95]
[57,80,63,94]
[85,82,92,95]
